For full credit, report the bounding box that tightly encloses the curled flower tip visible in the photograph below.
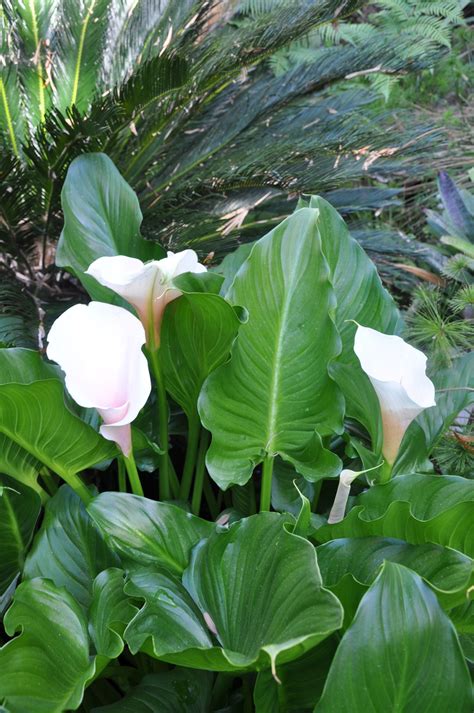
[328,463,383,524]
[86,250,207,346]
[353,325,436,464]
[46,301,151,455]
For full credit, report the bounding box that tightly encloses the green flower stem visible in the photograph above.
[191,429,210,516]
[118,458,127,493]
[180,410,201,501]
[148,347,170,501]
[123,451,144,497]
[311,480,322,512]
[260,455,274,512]
[378,460,393,484]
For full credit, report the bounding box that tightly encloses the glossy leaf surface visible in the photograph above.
[316,563,472,712]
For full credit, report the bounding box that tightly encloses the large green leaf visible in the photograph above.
[0,475,41,598]
[91,669,213,713]
[124,513,343,673]
[23,486,119,610]
[0,578,95,713]
[394,352,474,474]
[315,474,474,557]
[317,537,473,610]
[161,293,241,419]
[316,563,472,712]
[302,196,401,452]
[89,568,137,658]
[56,153,164,299]
[199,207,343,490]
[88,492,213,574]
[0,349,115,487]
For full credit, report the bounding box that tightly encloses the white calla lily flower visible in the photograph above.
[86,250,207,345]
[47,302,151,456]
[354,325,436,464]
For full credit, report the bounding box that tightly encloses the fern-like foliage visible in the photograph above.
[0,0,449,342]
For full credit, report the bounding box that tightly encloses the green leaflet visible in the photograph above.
[199,206,343,490]
[315,474,474,557]
[316,563,472,712]
[0,578,95,713]
[56,153,165,301]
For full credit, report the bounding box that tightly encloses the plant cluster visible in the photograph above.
[0,154,472,712]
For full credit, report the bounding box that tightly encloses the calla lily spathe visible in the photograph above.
[354,325,436,464]
[47,301,151,456]
[86,250,207,345]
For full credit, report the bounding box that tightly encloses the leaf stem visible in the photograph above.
[148,348,170,500]
[180,411,201,501]
[123,451,144,497]
[62,471,92,505]
[191,429,210,516]
[118,457,127,493]
[203,475,218,520]
[260,455,274,512]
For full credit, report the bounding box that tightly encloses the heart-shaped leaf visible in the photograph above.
[0,474,41,598]
[394,352,474,474]
[56,153,164,299]
[161,293,241,419]
[129,513,342,673]
[300,196,401,452]
[23,486,119,609]
[317,537,473,610]
[316,474,474,557]
[89,568,137,658]
[88,492,213,574]
[199,207,343,490]
[0,578,95,713]
[316,562,472,712]
[91,669,213,713]
[0,350,115,492]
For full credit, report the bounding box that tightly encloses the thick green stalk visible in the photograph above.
[123,452,144,497]
[191,429,210,516]
[61,470,92,505]
[148,348,170,500]
[180,411,201,501]
[260,455,274,512]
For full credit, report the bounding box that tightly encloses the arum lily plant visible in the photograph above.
[0,155,472,713]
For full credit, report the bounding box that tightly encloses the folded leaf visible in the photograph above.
[315,474,474,557]
[318,537,473,610]
[89,568,138,658]
[88,492,213,574]
[24,486,119,610]
[57,153,164,300]
[0,349,116,483]
[0,578,95,713]
[316,563,472,712]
